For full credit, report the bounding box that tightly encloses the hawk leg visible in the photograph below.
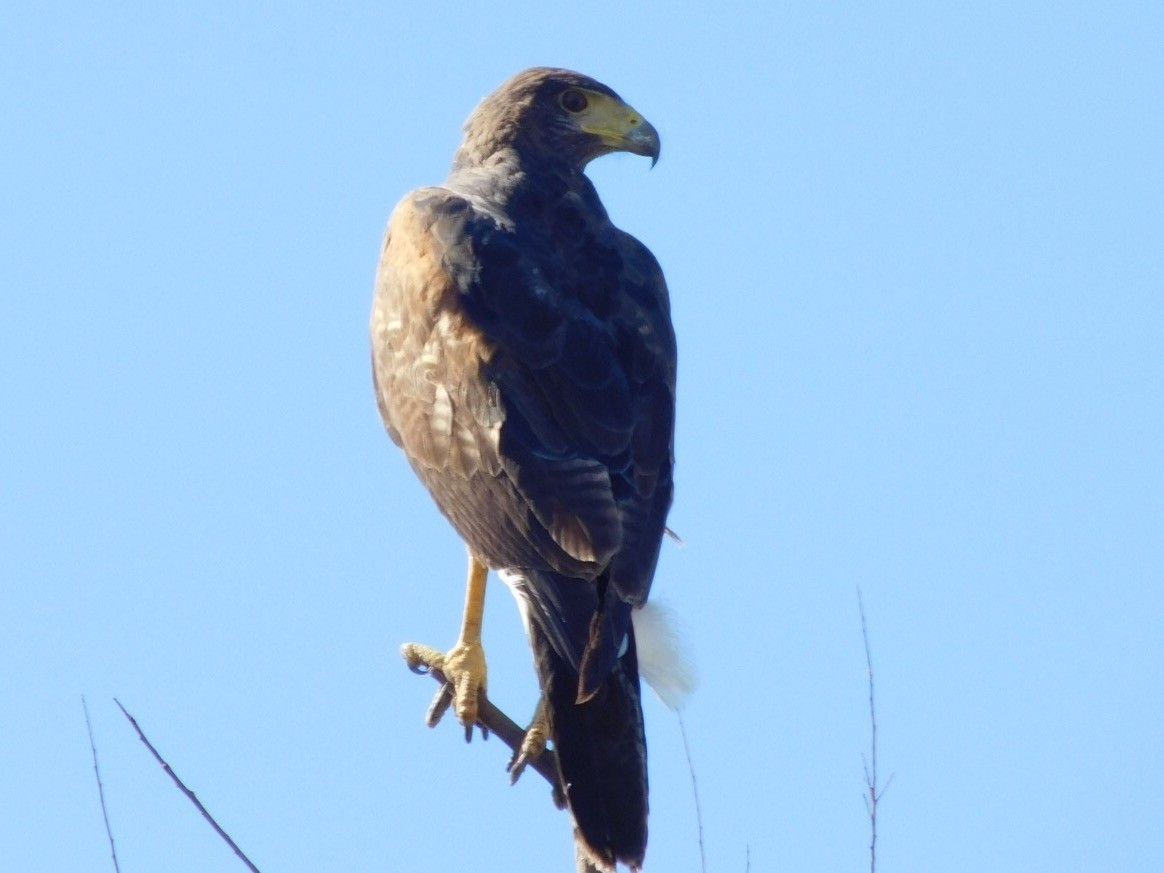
[401,551,489,740]
[508,696,551,785]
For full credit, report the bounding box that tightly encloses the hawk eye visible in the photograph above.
[560,89,589,113]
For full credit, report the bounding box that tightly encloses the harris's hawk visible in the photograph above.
[370,68,682,872]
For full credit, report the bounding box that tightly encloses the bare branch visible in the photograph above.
[114,699,261,873]
[83,696,121,873]
[678,712,707,873]
[857,589,890,873]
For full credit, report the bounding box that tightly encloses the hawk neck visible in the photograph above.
[446,150,610,231]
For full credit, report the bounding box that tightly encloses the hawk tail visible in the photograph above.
[530,618,648,872]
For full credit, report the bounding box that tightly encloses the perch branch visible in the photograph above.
[405,656,565,805]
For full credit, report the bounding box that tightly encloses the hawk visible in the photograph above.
[371,68,680,872]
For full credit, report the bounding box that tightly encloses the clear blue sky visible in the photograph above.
[3,2,1161,871]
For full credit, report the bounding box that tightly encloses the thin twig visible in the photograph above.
[411,661,566,804]
[114,699,261,873]
[858,589,891,873]
[83,696,121,873]
[678,712,707,873]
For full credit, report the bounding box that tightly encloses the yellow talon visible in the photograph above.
[402,552,490,735]
[509,697,551,783]
[401,639,488,730]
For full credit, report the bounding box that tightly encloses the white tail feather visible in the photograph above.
[632,600,696,710]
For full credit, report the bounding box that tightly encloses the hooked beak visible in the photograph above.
[624,118,661,167]
[578,93,662,167]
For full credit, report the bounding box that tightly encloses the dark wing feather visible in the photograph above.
[476,186,675,689]
[372,188,623,575]
[603,229,676,606]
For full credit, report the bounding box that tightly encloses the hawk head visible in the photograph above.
[455,67,660,171]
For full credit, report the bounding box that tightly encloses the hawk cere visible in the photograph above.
[371,68,686,871]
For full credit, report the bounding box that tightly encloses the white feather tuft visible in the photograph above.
[632,600,696,710]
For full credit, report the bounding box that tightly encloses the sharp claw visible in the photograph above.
[425,684,455,728]
[452,677,485,729]
[508,753,529,784]
[401,642,443,675]
[508,717,547,785]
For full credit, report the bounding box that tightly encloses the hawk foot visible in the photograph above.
[508,697,551,785]
[401,640,488,741]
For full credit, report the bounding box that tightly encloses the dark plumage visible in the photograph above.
[371,68,675,871]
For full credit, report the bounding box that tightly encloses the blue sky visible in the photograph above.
[3,2,1162,871]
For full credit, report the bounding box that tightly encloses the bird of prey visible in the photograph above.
[371,67,680,872]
